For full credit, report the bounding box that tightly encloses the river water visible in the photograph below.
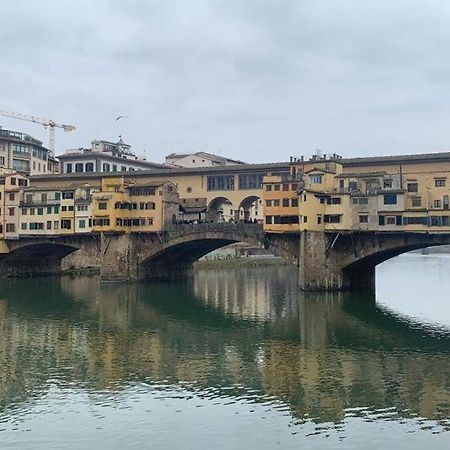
[0,255,449,449]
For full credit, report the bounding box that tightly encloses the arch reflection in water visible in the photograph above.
[0,265,448,447]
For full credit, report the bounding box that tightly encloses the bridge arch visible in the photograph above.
[128,223,268,280]
[207,196,235,223]
[301,231,450,290]
[236,195,262,222]
[0,241,82,276]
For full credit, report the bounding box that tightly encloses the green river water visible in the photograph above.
[0,254,449,449]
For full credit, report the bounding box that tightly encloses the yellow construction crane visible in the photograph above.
[0,110,76,156]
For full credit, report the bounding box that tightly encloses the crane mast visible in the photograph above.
[0,110,75,157]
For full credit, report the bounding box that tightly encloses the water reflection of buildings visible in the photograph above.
[0,272,448,429]
[193,266,299,321]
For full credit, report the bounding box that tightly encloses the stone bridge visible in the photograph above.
[1,226,450,290]
[300,230,450,290]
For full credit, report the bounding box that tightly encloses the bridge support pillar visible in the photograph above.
[299,231,346,290]
[299,231,375,291]
[100,233,139,282]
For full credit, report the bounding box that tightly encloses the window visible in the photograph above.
[54,221,59,230]
[41,193,47,203]
[46,221,52,230]
[384,194,397,205]
[434,199,442,208]
[68,205,74,212]
[93,218,110,227]
[8,207,14,216]
[129,187,156,196]
[103,163,110,172]
[62,206,67,212]
[379,215,402,225]
[273,184,280,191]
[21,223,27,230]
[359,215,369,223]
[265,216,273,224]
[62,192,74,199]
[291,183,298,191]
[9,193,15,201]
[339,179,345,189]
[37,208,43,215]
[282,184,289,191]
[207,175,235,191]
[77,205,88,211]
[282,199,290,207]
[30,208,35,215]
[386,216,397,225]
[412,197,422,207]
[98,202,107,210]
[407,182,418,193]
[187,187,192,193]
[6,224,15,232]
[291,198,298,207]
[352,197,369,205]
[29,222,44,231]
[324,215,341,223]
[55,192,61,200]
[273,199,280,207]
[310,174,322,184]
[280,215,299,224]
[238,174,264,189]
[327,197,341,205]
[265,185,272,191]
[85,162,94,172]
[79,219,86,229]
[75,163,84,173]
[266,200,272,207]
[10,177,16,185]
[383,180,393,189]
[403,216,428,225]
[348,181,358,191]
[60,219,72,230]
[21,208,27,215]
[303,216,307,223]
[435,179,446,187]
[317,215,322,224]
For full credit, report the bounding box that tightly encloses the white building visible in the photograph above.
[58,138,166,174]
[165,151,245,168]
[0,127,57,175]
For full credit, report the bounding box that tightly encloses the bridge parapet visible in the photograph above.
[163,222,264,239]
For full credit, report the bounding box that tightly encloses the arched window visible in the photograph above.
[85,162,94,172]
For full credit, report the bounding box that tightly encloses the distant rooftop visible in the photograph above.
[0,126,45,147]
[166,151,245,166]
[342,152,450,166]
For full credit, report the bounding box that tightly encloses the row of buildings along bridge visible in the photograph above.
[2,151,450,238]
[3,124,450,288]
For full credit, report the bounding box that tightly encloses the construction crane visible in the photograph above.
[0,110,76,156]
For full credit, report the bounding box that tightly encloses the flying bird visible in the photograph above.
[115,115,128,121]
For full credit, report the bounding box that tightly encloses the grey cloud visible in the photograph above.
[1,0,450,162]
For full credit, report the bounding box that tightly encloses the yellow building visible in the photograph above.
[91,177,179,233]
[19,184,95,236]
[0,170,29,239]
[264,153,450,234]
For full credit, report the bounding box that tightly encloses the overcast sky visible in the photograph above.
[2,0,450,163]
